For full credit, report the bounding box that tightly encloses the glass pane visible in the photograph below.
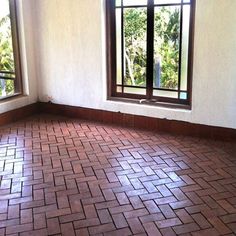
[180,5,190,91]
[123,0,147,6]
[116,0,122,6]
[116,86,122,92]
[0,79,14,97]
[154,0,181,4]
[124,87,146,95]
[0,0,15,73]
[180,92,187,99]
[116,9,122,85]
[153,90,178,98]
[123,7,147,87]
[153,6,180,90]
[0,71,15,79]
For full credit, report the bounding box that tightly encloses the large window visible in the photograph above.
[0,0,22,99]
[107,0,195,107]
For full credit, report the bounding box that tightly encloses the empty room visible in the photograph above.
[0,0,236,235]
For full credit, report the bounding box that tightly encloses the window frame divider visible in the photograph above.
[146,0,155,100]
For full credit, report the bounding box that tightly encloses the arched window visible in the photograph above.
[0,0,22,99]
[106,0,195,108]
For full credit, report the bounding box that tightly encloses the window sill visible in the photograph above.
[0,93,24,103]
[108,96,191,110]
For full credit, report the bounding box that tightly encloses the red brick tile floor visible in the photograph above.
[0,114,236,236]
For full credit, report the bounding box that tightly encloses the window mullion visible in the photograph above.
[107,0,116,97]
[177,0,184,99]
[146,0,155,100]
[121,0,125,94]
[187,0,196,104]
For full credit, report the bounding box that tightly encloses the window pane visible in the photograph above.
[180,5,190,91]
[0,0,15,73]
[116,9,122,85]
[123,0,147,6]
[153,6,180,90]
[123,8,147,87]
[0,79,14,97]
[153,89,178,98]
[0,71,15,79]
[124,87,146,95]
[180,92,187,99]
[154,0,181,4]
[116,86,122,93]
[116,0,122,7]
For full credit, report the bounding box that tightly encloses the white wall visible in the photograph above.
[29,0,236,129]
[0,0,38,113]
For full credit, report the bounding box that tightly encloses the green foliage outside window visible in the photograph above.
[0,13,15,96]
[124,7,180,89]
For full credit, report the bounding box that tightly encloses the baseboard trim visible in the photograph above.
[38,102,236,141]
[0,103,39,126]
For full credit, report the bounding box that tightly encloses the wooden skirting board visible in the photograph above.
[0,103,38,127]
[0,102,235,141]
[38,102,236,141]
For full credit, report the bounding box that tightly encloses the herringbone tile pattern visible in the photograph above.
[0,114,236,236]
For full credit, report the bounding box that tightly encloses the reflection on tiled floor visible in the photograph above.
[0,114,236,236]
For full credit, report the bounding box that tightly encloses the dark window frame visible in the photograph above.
[0,0,22,100]
[106,0,196,109]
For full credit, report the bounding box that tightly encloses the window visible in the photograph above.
[0,0,22,99]
[106,0,195,107]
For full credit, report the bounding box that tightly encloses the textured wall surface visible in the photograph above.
[3,0,236,129]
